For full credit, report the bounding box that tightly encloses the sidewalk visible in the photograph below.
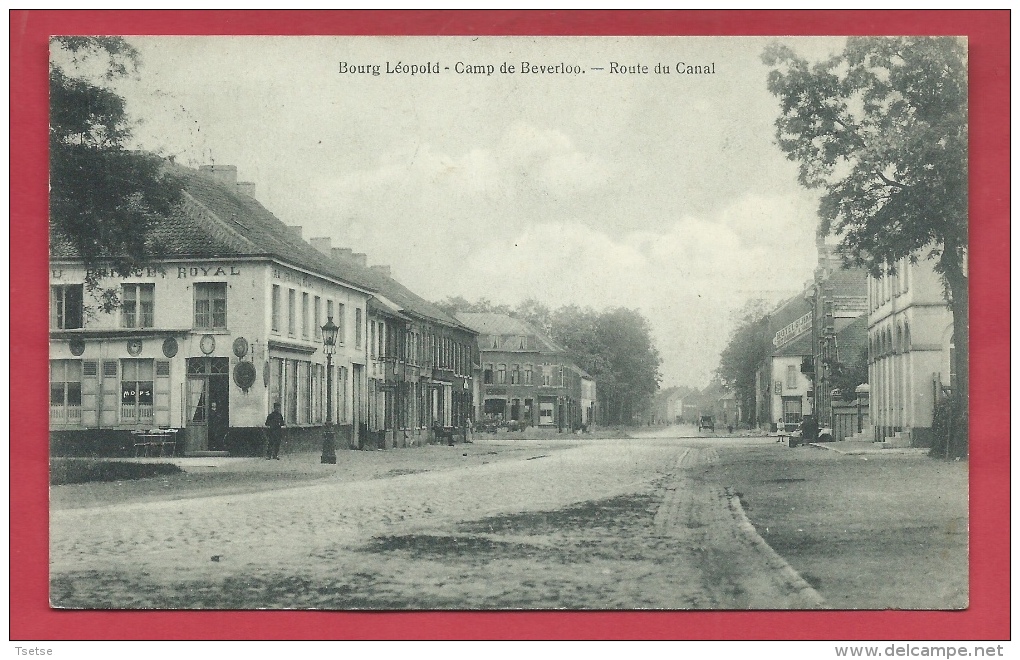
[708,441,968,609]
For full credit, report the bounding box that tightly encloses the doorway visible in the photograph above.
[185,357,229,453]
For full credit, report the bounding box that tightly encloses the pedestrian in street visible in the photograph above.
[265,402,285,460]
[800,414,819,444]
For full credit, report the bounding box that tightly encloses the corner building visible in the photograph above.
[49,164,470,456]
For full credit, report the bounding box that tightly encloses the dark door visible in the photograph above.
[208,367,230,451]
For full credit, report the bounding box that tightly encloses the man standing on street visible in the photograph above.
[265,402,285,460]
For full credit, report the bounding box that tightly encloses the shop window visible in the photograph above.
[194,282,227,330]
[286,358,299,422]
[50,360,82,424]
[300,361,311,424]
[51,284,83,330]
[121,283,154,328]
[120,359,154,424]
[272,285,282,333]
[270,357,284,410]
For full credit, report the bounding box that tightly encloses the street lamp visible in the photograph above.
[321,315,339,464]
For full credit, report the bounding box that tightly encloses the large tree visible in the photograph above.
[715,301,772,426]
[50,37,182,308]
[762,37,968,452]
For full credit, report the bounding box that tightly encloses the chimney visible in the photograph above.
[310,237,332,256]
[199,165,238,187]
[235,181,256,198]
[288,226,303,240]
[370,264,391,278]
[332,247,354,262]
[351,253,368,267]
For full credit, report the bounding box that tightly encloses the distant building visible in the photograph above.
[456,313,595,430]
[867,255,955,446]
[756,293,814,432]
[803,240,870,431]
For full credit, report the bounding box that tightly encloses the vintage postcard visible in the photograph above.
[38,27,987,628]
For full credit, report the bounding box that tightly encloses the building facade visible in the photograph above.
[49,164,475,456]
[756,294,814,432]
[456,313,594,431]
[867,255,955,446]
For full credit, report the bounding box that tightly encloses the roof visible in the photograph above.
[50,163,470,331]
[455,312,565,353]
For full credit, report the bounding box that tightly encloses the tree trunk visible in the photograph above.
[941,243,969,457]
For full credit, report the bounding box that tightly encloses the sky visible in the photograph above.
[108,36,845,389]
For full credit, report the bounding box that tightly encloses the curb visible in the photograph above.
[808,442,930,456]
[724,486,827,609]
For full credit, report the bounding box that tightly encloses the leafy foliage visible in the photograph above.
[50,37,183,305]
[762,37,968,450]
[441,297,662,425]
[715,301,772,425]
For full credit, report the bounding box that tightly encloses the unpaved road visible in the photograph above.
[51,435,824,609]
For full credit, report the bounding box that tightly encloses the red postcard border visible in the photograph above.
[11,10,1009,641]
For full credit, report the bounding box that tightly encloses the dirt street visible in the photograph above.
[50,432,966,610]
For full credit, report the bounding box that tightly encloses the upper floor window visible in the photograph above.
[510,364,521,385]
[370,321,377,358]
[314,296,322,340]
[786,364,798,390]
[337,303,346,344]
[272,285,282,333]
[194,282,227,330]
[524,364,533,385]
[491,335,499,349]
[51,284,83,330]
[355,308,363,349]
[288,289,296,335]
[484,363,494,385]
[497,363,507,384]
[302,293,310,339]
[121,283,154,329]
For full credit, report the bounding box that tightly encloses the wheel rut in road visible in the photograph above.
[652,445,824,609]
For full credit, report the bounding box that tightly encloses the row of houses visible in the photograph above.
[751,237,956,446]
[49,163,596,457]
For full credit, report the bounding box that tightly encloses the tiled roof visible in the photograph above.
[455,312,565,353]
[50,163,469,331]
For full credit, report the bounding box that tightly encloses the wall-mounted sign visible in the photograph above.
[833,296,868,317]
[69,338,86,356]
[773,313,812,348]
[127,339,143,356]
[200,334,216,355]
[162,337,179,358]
[234,361,257,392]
[233,337,249,358]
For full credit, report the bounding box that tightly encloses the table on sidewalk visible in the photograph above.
[131,429,179,457]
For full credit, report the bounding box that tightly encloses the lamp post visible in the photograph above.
[321,315,338,464]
